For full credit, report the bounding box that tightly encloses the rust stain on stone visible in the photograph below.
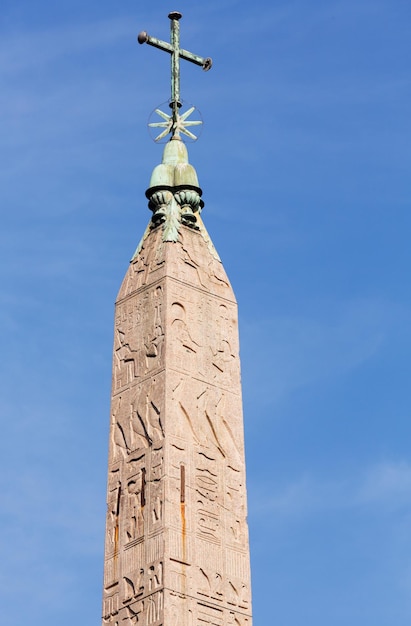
[180,501,187,596]
[180,502,186,561]
[114,524,119,553]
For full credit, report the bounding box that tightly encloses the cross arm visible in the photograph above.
[179,48,212,71]
[138,32,174,55]
[138,31,212,71]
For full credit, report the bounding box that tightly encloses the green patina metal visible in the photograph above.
[145,139,202,243]
[138,11,212,141]
[133,12,218,252]
[149,140,199,189]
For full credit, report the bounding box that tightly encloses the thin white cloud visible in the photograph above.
[241,298,400,406]
[359,461,411,505]
[251,460,411,519]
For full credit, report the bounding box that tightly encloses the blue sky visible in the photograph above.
[1,1,411,624]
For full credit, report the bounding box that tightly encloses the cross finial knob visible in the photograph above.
[168,11,182,21]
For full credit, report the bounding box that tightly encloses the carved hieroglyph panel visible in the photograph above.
[110,371,165,461]
[147,475,164,533]
[123,542,144,577]
[169,371,244,469]
[227,614,251,626]
[194,450,222,548]
[224,466,248,550]
[225,550,250,582]
[121,555,164,607]
[167,285,240,389]
[121,565,144,604]
[150,445,164,481]
[105,477,121,559]
[145,533,164,564]
[197,603,224,626]
[120,589,164,626]
[113,284,165,391]
[118,226,166,299]
[103,584,119,622]
[193,546,250,611]
[123,471,145,544]
[167,228,232,298]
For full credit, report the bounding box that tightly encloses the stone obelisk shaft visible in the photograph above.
[102,138,252,626]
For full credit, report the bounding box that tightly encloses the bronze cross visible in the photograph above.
[138,12,212,138]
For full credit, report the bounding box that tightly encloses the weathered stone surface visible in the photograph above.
[102,220,252,626]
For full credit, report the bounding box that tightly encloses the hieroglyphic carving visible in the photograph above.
[122,569,144,604]
[168,289,239,385]
[148,590,164,624]
[172,377,201,443]
[111,395,131,460]
[143,285,165,373]
[125,591,164,625]
[104,558,117,589]
[197,508,221,542]
[196,454,219,502]
[170,301,202,374]
[126,452,145,477]
[195,452,221,545]
[105,477,121,556]
[171,373,242,467]
[112,375,165,459]
[103,584,119,621]
[108,466,121,491]
[195,559,249,610]
[130,374,164,447]
[238,582,250,611]
[225,467,247,548]
[147,561,163,592]
[123,543,144,576]
[198,568,223,602]
[211,339,236,386]
[113,301,142,392]
[225,550,249,581]
[120,562,163,612]
[174,230,231,296]
[226,579,250,611]
[102,619,119,626]
[114,329,140,389]
[145,534,164,564]
[169,566,188,595]
[227,614,250,626]
[169,527,191,563]
[124,474,145,543]
[195,540,223,574]
[124,602,143,625]
[103,221,252,625]
[150,446,164,481]
[123,245,154,294]
[121,229,166,297]
[197,386,242,468]
[212,303,238,374]
[197,603,223,626]
[149,480,164,530]
[115,296,143,336]
[114,286,165,391]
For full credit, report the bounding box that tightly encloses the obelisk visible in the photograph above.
[102,13,252,626]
